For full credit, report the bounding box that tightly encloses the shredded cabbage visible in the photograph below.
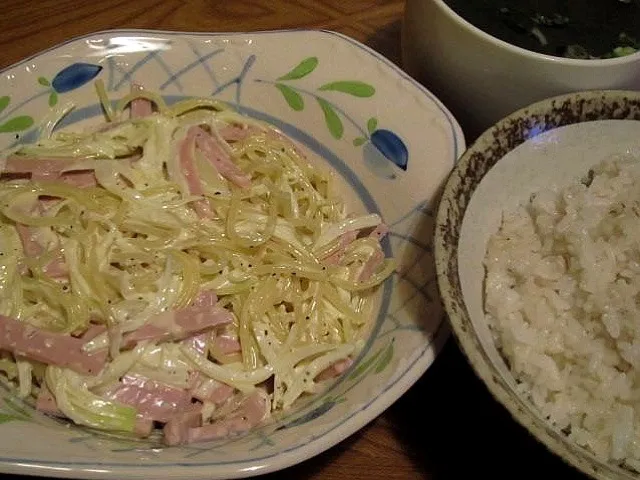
[46,366,137,432]
[0,86,395,443]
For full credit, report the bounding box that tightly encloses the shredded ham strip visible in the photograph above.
[358,249,385,282]
[217,125,260,142]
[316,357,354,382]
[15,225,68,278]
[178,129,213,218]
[164,390,269,446]
[190,376,234,405]
[322,223,390,273]
[3,154,139,184]
[58,170,98,188]
[130,83,153,119]
[0,315,106,375]
[102,373,193,423]
[192,127,252,188]
[321,230,359,265]
[122,291,233,348]
[212,333,241,354]
[35,384,61,417]
[3,156,77,178]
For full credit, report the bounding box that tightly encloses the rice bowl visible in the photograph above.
[435,90,640,480]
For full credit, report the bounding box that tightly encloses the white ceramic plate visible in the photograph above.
[0,29,464,479]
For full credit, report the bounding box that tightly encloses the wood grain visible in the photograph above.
[0,0,403,69]
[0,1,590,479]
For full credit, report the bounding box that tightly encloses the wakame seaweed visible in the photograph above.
[445,0,640,59]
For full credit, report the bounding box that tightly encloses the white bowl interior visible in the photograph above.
[459,118,640,409]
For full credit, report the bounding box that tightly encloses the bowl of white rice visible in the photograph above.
[435,90,640,479]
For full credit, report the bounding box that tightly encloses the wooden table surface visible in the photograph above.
[0,1,591,479]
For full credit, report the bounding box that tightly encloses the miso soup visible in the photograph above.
[444,0,640,59]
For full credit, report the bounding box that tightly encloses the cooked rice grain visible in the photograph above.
[485,155,640,467]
